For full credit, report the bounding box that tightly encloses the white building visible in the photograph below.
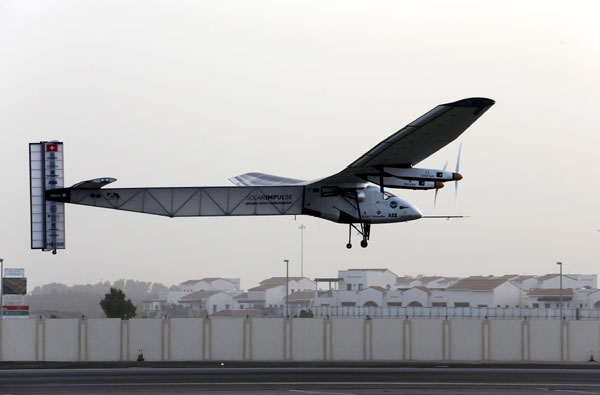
[401,286,431,307]
[445,277,523,308]
[525,288,574,309]
[179,290,239,314]
[177,278,241,294]
[143,277,242,314]
[288,291,315,311]
[535,274,580,290]
[246,283,286,308]
[397,276,458,290]
[338,269,397,292]
[260,277,315,291]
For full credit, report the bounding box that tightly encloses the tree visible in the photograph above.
[298,309,314,318]
[100,288,136,319]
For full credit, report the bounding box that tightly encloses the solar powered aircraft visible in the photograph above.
[30,97,494,252]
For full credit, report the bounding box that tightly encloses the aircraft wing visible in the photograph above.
[314,97,495,186]
[229,172,308,186]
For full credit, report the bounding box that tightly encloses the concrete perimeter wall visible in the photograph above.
[1,318,598,362]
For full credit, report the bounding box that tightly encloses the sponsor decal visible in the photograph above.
[245,193,295,206]
[247,194,293,201]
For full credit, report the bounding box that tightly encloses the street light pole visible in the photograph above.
[0,258,4,321]
[284,259,289,319]
[298,225,306,278]
[557,261,563,320]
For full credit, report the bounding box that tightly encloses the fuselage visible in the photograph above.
[302,185,422,224]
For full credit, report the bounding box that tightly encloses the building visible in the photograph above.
[177,278,241,294]
[445,277,522,308]
[143,277,241,315]
[338,269,397,292]
[525,288,574,309]
[179,290,239,314]
[287,291,315,311]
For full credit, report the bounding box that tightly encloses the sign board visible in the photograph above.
[1,306,29,318]
[4,268,24,278]
[30,141,65,251]
[2,278,27,295]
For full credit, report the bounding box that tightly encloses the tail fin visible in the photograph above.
[29,141,65,253]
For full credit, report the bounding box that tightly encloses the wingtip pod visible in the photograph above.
[443,97,495,108]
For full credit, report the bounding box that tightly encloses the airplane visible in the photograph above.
[29,97,494,253]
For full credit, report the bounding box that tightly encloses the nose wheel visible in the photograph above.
[347,222,371,248]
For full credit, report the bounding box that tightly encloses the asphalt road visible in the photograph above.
[2,366,600,394]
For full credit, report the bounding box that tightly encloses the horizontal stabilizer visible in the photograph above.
[71,178,117,189]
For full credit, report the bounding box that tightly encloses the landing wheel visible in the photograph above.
[346,243,352,249]
[360,240,368,248]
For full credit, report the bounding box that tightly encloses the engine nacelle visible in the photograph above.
[383,167,462,182]
[366,176,443,190]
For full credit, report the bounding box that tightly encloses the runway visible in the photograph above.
[2,366,600,394]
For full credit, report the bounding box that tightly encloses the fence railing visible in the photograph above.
[293,306,600,320]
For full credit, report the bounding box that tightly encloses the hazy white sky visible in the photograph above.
[1,0,599,289]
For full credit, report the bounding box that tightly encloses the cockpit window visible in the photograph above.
[383,192,393,200]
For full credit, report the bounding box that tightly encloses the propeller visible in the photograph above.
[433,160,448,208]
[455,141,463,200]
[433,142,463,209]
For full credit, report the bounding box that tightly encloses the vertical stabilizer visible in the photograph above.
[29,141,65,253]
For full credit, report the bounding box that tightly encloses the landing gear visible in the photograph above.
[344,188,371,249]
[347,222,371,248]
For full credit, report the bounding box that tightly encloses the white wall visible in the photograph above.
[357,288,384,307]
[128,318,162,362]
[206,293,238,313]
[494,282,522,308]
[264,286,286,308]
[210,318,243,360]
[410,319,443,360]
[45,319,79,361]
[291,318,324,360]
[371,319,403,360]
[541,276,579,289]
[339,270,366,291]
[568,321,600,362]
[402,288,429,307]
[169,318,203,360]
[489,320,522,361]
[449,320,482,360]
[251,318,284,360]
[331,319,363,360]
[1,319,36,361]
[446,290,493,307]
[529,320,561,361]
[3,317,600,362]
[87,318,121,361]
